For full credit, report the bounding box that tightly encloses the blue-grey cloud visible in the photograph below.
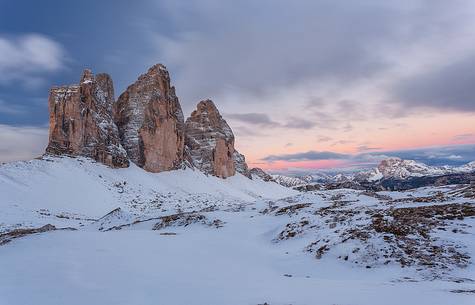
[227,113,316,130]
[152,0,454,107]
[0,34,66,87]
[262,151,350,162]
[262,144,475,167]
[356,145,382,152]
[316,136,333,142]
[0,99,26,115]
[358,144,475,166]
[284,118,316,129]
[394,54,475,112]
[226,113,279,127]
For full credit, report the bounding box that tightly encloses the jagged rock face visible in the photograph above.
[115,64,185,172]
[46,69,128,168]
[233,150,251,177]
[185,100,237,178]
[250,167,274,182]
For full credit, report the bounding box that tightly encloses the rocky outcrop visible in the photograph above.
[45,64,252,178]
[185,100,238,178]
[233,151,251,177]
[250,167,274,182]
[46,69,128,168]
[115,64,185,172]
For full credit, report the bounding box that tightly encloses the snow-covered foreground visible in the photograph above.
[0,156,293,231]
[1,157,474,305]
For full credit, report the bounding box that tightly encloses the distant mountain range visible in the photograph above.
[271,157,475,190]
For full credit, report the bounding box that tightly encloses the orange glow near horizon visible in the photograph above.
[238,112,475,171]
[250,159,348,171]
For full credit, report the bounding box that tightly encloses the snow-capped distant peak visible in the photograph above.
[358,157,475,182]
[271,174,310,187]
[376,158,440,179]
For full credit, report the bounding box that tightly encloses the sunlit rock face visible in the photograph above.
[46,69,128,168]
[115,64,185,172]
[46,64,251,178]
[185,100,239,178]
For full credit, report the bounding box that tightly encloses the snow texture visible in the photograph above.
[0,157,474,305]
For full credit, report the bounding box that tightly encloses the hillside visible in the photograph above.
[1,157,475,305]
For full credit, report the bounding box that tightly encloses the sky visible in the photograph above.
[0,0,474,171]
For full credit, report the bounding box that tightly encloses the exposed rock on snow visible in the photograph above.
[46,69,129,168]
[153,212,224,230]
[250,167,275,182]
[185,100,246,178]
[270,187,475,278]
[115,64,185,172]
[272,174,310,187]
[0,224,75,246]
[233,150,251,178]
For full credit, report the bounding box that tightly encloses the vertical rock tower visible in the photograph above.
[46,69,128,168]
[45,64,250,178]
[114,64,185,172]
[184,100,237,178]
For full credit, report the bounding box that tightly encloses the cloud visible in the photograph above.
[262,150,350,162]
[150,0,423,105]
[342,123,353,132]
[262,144,475,168]
[226,113,279,127]
[0,124,48,162]
[357,144,475,166]
[316,135,333,142]
[232,125,267,137]
[284,118,316,129]
[356,145,382,152]
[0,99,26,115]
[227,113,317,130]
[452,133,475,141]
[0,34,66,87]
[394,54,475,112]
[148,0,475,119]
[331,140,354,146]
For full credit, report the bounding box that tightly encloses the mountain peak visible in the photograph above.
[45,64,249,179]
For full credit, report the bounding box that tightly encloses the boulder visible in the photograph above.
[250,167,274,182]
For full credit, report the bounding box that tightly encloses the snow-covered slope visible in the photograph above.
[1,156,474,305]
[0,156,295,230]
[455,160,475,173]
